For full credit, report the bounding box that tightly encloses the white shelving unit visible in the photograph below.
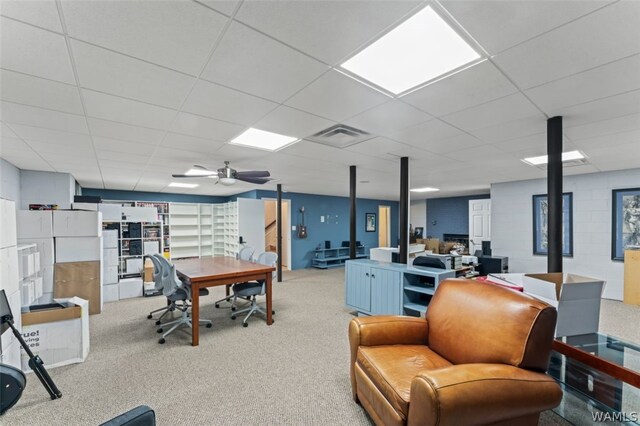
[17,243,43,306]
[224,201,239,258]
[213,204,225,256]
[103,220,163,278]
[168,203,200,259]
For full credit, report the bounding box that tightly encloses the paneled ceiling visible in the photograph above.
[1,0,639,200]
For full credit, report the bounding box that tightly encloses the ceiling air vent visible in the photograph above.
[307,124,373,148]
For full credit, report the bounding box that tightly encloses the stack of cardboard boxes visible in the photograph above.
[102,230,119,302]
[0,198,22,369]
[17,210,55,302]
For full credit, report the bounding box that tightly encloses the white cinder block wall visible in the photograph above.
[491,168,640,301]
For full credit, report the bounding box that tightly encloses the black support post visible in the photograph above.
[547,116,563,273]
[276,184,283,282]
[350,166,357,259]
[399,157,409,264]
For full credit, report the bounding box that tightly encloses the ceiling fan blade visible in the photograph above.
[235,170,271,178]
[238,176,271,185]
[172,174,215,178]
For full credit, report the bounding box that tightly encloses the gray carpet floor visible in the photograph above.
[3,268,638,425]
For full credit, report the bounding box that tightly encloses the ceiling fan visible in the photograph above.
[172,161,272,186]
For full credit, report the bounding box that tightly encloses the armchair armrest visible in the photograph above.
[407,364,562,426]
[348,316,428,400]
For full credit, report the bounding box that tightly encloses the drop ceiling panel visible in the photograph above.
[40,150,95,163]
[401,61,518,117]
[0,0,63,32]
[71,40,195,109]
[182,80,278,125]
[0,101,89,134]
[557,89,640,129]
[234,0,422,65]
[388,118,464,148]
[419,133,486,155]
[1,136,32,154]
[8,123,92,147]
[82,89,176,130]
[571,129,640,151]
[525,54,640,113]
[493,1,640,89]
[344,100,432,138]
[470,114,546,144]
[87,118,165,145]
[442,93,542,132]
[285,70,389,122]
[565,112,640,140]
[92,137,153,155]
[197,0,240,16]
[0,69,83,115]
[0,150,54,171]
[345,137,410,158]
[160,133,224,154]
[440,0,612,55]
[0,17,75,84]
[201,22,328,103]
[170,112,244,141]
[96,150,151,165]
[252,106,335,140]
[60,0,228,75]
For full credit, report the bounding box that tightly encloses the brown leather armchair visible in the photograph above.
[349,279,563,426]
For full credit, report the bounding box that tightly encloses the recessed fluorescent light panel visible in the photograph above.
[340,5,481,95]
[522,150,586,166]
[168,182,199,188]
[230,128,299,151]
[411,187,440,193]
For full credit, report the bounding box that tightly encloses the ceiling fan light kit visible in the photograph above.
[172,161,272,186]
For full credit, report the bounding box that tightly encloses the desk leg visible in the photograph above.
[225,284,230,297]
[266,272,273,326]
[191,284,200,346]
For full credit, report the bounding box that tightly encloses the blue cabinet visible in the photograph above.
[345,259,455,316]
[345,262,402,315]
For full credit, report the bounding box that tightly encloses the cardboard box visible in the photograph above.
[143,241,160,255]
[103,230,118,249]
[98,204,122,221]
[55,237,102,263]
[103,265,118,285]
[521,273,605,337]
[54,261,101,315]
[119,278,143,299]
[103,283,119,302]
[16,210,52,239]
[72,203,98,211]
[42,265,54,293]
[18,238,54,265]
[53,211,102,237]
[20,252,35,278]
[417,238,440,254]
[1,290,22,353]
[125,258,143,275]
[21,280,35,306]
[20,297,90,371]
[0,199,17,249]
[103,248,118,267]
[122,206,157,222]
[0,341,21,370]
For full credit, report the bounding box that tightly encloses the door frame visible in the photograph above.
[261,197,292,271]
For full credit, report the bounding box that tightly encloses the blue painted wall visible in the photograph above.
[81,188,227,204]
[426,194,490,239]
[83,187,399,270]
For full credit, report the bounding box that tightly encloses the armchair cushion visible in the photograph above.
[357,345,451,419]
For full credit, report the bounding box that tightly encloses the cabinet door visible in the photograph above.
[345,263,371,312]
[370,268,402,315]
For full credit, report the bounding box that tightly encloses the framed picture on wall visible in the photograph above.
[611,187,640,261]
[532,192,573,257]
[365,213,376,232]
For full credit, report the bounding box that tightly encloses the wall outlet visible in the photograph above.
[320,216,325,223]
[292,225,296,231]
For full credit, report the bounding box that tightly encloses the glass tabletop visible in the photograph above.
[549,333,640,425]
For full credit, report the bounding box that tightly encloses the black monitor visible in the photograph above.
[413,256,446,269]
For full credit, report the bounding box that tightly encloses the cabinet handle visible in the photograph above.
[365,272,369,277]
[371,274,376,279]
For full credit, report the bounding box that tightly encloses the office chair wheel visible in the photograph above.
[158,338,165,344]
[272,310,275,315]
[147,314,152,319]
[157,328,163,333]
[231,315,236,320]
[215,303,220,308]
[206,323,212,328]
[155,320,161,326]
[231,306,236,311]
[243,322,248,328]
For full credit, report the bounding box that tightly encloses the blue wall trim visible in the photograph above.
[81,188,227,204]
[426,194,490,240]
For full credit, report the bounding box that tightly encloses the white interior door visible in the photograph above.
[238,199,265,258]
[468,199,491,254]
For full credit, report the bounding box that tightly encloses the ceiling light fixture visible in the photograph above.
[168,182,199,188]
[521,150,586,166]
[410,187,440,193]
[340,5,481,95]
[230,128,299,151]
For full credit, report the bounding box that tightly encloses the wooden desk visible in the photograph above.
[174,257,275,346]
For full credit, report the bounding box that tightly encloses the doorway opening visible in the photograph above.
[263,198,291,270]
[378,205,391,247]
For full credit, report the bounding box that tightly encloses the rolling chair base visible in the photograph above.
[156,306,212,344]
[230,297,275,327]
